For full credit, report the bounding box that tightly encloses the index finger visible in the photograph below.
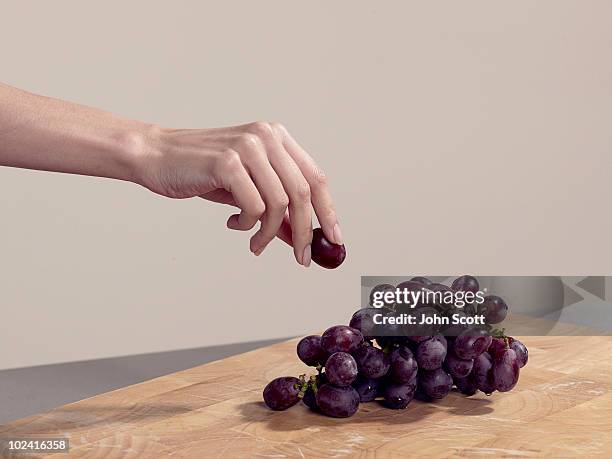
[272,123,343,246]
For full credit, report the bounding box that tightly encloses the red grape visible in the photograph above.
[478,295,508,324]
[263,377,301,411]
[311,228,346,269]
[325,352,358,387]
[383,381,416,409]
[321,325,364,354]
[416,337,447,370]
[296,335,327,367]
[419,368,452,400]
[352,344,390,379]
[389,345,418,383]
[493,348,520,392]
[316,384,360,418]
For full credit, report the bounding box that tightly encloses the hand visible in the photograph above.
[136,122,342,266]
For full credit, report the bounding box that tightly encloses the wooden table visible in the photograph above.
[2,335,612,458]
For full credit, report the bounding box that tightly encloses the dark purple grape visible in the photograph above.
[473,352,496,394]
[321,325,364,354]
[419,368,453,400]
[263,377,301,411]
[395,280,428,311]
[454,374,478,396]
[389,345,418,383]
[369,284,396,308]
[493,348,520,392]
[349,308,379,340]
[478,295,508,324]
[445,353,474,379]
[432,334,448,351]
[451,275,480,293]
[302,373,328,411]
[382,381,416,409]
[454,329,492,360]
[325,352,358,387]
[410,276,433,286]
[416,337,447,370]
[509,338,528,368]
[352,345,390,379]
[311,228,346,269]
[297,335,326,367]
[352,375,381,402]
[315,384,360,418]
[488,337,507,359]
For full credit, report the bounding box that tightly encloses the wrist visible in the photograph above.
[115,122,163,186]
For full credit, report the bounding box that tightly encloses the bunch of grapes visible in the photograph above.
[263,275,528,418]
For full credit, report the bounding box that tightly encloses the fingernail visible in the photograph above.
[333,223,343,245]
[302,244,311,267]
[254,246,265,256]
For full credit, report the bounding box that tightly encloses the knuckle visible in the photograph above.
[270,121,287,136]
[248,121,273,140]
[237,133,262,152]
[294,181,311,203]
[311,165,328,187]
[218,149,242,174]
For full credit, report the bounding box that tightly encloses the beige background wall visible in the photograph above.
[1,1,611,370]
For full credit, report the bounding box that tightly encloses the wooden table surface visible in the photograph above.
[2,335,612,458]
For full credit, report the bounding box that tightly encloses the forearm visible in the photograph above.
[0,82,150,182]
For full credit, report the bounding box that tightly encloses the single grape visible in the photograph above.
[410,276,433,286]
[352,345,390,379]
[419,368,453,400]
[302,373,328,411]
[445,353,474,379]
[352,375,381,402]
[488,337,507,359]
[473,352,496,394]
[297,335,327,367]
[454,329,493,360]
[369,284,396,308]
[431,334,448,351]
[382,381,416,409]
[325,352,358,387]
[416,337,447,370]
[454,374,479,396]
[316,384,360,418]
[349,308,379,340]
[493,348,520,392]
[311,228,346,269]
[509,338,528,368]
[263,377,301,411]
[478,295,508,324]
[321,325,364,354]
[451,275,480,293]
[389,345,418,383]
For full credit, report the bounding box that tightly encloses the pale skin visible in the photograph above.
[0,82,343,266]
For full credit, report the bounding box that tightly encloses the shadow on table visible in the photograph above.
[238,390,493,432]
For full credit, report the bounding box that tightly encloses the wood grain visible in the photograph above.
[1,335,612,458]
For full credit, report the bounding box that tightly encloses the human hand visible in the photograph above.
[136,122,342,266]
